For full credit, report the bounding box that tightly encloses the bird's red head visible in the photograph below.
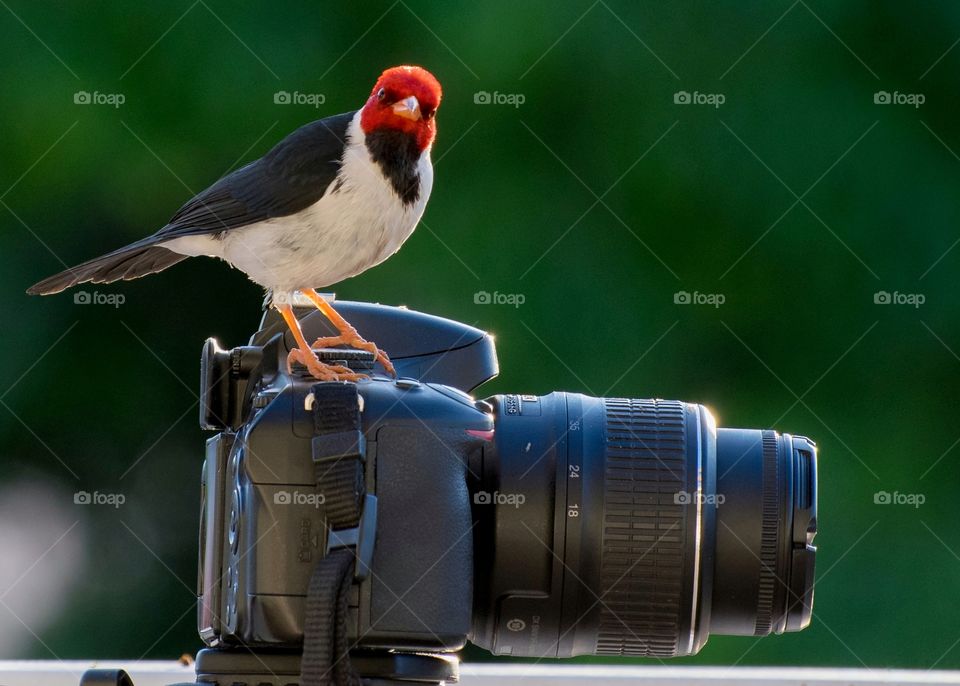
[360,65,442,153]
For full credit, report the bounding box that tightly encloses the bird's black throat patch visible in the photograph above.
[364,128,421,205]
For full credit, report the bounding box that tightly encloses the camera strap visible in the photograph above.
[301,382,365,686]
[301,547,360,686]
[310,383,366,529]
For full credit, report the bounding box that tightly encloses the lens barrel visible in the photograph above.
[471,394,817,658]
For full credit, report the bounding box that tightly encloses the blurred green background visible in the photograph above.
[1,0,958,669]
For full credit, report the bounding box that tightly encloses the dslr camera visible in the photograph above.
[85,300,819,686]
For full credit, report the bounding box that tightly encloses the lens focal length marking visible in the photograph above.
[557,394,585,658]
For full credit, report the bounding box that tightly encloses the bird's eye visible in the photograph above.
[424,109,435,120]
[377,88,386,101]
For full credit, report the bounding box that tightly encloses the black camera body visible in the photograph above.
[200,366,493,652]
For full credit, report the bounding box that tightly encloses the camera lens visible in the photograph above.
[471,394,817,658]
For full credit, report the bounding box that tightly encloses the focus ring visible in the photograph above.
[595,399,687,657]
[754,430,780,635]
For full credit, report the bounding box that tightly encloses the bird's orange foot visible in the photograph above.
[287,347,367,382]
[310,329,396,377]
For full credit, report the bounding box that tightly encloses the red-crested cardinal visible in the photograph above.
[28,65,443,381]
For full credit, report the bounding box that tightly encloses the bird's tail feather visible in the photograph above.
[26,245,188,295]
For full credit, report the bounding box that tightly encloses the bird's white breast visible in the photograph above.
[165,111,433,292]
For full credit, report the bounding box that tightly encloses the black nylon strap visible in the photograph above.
[300,547,360,686]
[311,382,365,529]
[320,456,365,529]
[312,382,362,434]
[301,383,365,686]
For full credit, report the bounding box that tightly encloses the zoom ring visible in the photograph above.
[595,399,688,657]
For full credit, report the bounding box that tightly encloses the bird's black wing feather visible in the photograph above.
[26,111,356,295]
[152,110,356,241]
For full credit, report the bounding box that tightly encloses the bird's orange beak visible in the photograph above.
[391,95,421,121]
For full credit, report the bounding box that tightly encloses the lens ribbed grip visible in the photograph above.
[595,399,687,657]
[754,430,780,635]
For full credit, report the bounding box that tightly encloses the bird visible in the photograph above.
[27,65,442,381]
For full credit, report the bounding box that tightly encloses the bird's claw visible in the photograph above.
[287,348,367,382]
[310,331,396,377]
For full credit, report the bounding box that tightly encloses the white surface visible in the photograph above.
[0,660,193,686]
[2,662,960,686]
